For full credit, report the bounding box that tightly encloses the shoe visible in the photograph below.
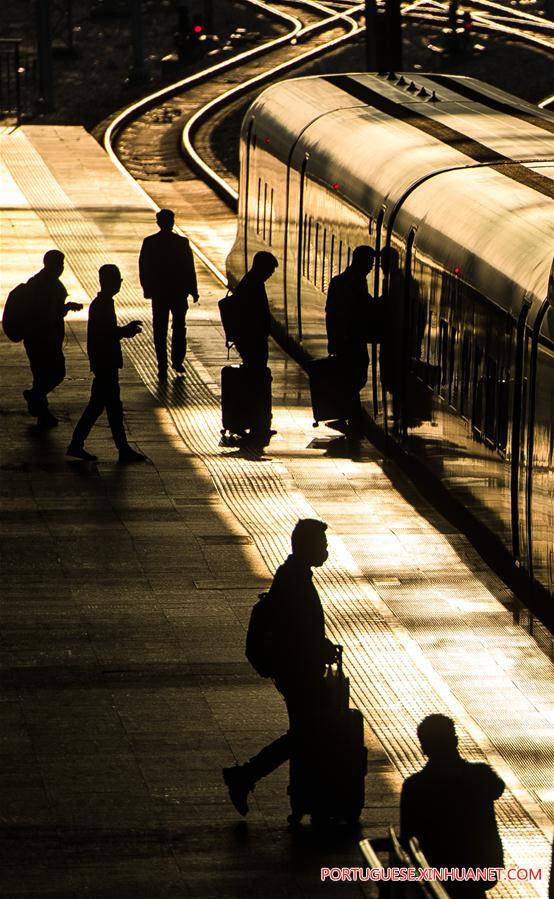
[23,389,38,416]
[157,368,168,381]
[172,363,186,374]
[327,419,348,434]
[118,446,147,464]
[222,766,251,816]
[36,411,58,428]
[67,443,98,461]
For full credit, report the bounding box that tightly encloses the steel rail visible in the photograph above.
[104,0,366,284]
[181,2,365,205]
[103,0,307,284]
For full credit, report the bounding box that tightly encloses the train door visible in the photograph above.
[295,155,309,342]
[242,120,255,274]
[368,209,385,419]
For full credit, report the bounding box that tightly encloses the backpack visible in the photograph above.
[2,281,32,342]
[245,591,278,678]
[218,289,239,347]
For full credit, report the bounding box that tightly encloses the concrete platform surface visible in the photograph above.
[0,125,553,899]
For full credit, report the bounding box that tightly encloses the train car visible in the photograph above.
[226,73,554,628]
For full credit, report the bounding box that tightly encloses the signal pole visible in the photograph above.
[130,0,145,81]
[385,0,403,70]
[365,0,377,70]
[36,0,54,109]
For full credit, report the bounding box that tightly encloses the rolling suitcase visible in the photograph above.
[308,356,350,426]
[220,364,272,441]
[287,645,367,825]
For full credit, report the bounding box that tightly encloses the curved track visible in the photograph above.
[105,0,554,287]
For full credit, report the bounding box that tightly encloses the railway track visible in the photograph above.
[106,0,553,287]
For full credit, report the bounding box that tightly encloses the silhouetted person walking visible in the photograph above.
[67,265,146,463]
[325,245,375,439]
[223,519,337,816]
[231,250,278,449]
[22,249,82,427]
[139,208,198,379]
[400,714,505,898]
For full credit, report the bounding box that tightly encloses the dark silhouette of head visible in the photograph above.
[156,209,175,232]
[351,245,375,276]
[98,264,123,296]
[291,519,328,568]
[251,251,278,282]
[380,246,399,276]
[417,714,459,761]
[43,249,65,278]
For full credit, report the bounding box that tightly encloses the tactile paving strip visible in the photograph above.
[3,129,553,897]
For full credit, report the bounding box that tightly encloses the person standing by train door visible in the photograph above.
[232,251,278,450]
[325,245,375,439]
[139,209,199,380]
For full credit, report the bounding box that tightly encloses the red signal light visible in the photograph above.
[332,183,340,191]
[264,137,271,144]
[193,24,203,33]
[453,266,460,275]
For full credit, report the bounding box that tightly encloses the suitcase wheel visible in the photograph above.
[313,421,319,428]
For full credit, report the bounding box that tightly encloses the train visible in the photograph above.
[226,72,554,629]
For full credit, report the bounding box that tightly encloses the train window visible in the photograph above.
[472,345,483,434]
[497,367,509,453]
[330,234,335,282]
[268,188,274,246]
[347,246,352,267]
[374,209,385,299]
[256,178,261,234]
[262,182,268,241]
[306,217,312,279]
[321,229,327,292]
[484,356,497,444]
[449,327,458,407]
[338,240,343,273]
[439,320,449,395]
[302,215,308,276]
[460,332,471,418]
[314,223,320,286]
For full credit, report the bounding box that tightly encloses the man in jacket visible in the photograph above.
[231,250,278,449]
[222,519,337,816]
[400,714,505,898]
[67,264,146,463]
[139,208,199,379]
[22,249,82,427]
[325,245,375,438]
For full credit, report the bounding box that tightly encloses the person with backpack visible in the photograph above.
[222,519,337,816]
[225,251,278,451]
[18,250,82,427]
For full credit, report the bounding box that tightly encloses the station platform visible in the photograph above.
[1,125,553,899]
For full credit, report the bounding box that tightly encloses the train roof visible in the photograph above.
[248,73,554,315]
[396,162,554,326]
[250,74,554,215]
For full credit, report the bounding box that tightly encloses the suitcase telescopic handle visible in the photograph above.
[332,642,343,672]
